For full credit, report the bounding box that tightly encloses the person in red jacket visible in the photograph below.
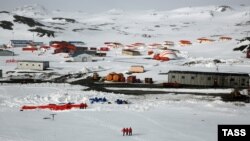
[125,128,129,136]
[122,128,126,136]
[128,127,132,136]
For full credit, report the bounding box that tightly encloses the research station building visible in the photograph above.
[168,70,249,88]
[17,60,49,71]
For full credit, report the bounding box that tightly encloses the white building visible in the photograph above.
[129,66,144,73]
[17,60,49,71]
[73,54,92,62]
[159,50,177,59]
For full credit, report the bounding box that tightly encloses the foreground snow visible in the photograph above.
[0,83,250,141]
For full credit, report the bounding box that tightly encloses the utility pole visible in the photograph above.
[12,31,14,60]
[33,32,35,42]
[50,113,56,120]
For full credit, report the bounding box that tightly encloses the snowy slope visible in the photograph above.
[0,4,250,44]
[12,4,49,18]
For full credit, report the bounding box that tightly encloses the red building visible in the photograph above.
[179,40,192,46]
[99,47,109,51]
[51,41,76,54]
[22,44,38,51]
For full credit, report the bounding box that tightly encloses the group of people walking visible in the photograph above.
[121,127,132,136]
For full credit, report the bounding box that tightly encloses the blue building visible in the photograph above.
[10,40,32,47]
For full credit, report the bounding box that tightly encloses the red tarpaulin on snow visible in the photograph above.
[21,103,88,111]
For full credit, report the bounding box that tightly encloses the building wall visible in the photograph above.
[0,50,14,56]
[122,50,140,56]
[168,71,249,88]
[73,55,92,62]
[17,61,49,70]
[129,66,144,73]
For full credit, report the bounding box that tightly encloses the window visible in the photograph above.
[207,77,211,80]
[191,76,195,79]
[172,75,175,79]
[230,78,234,81]
[181,76,185,79]
[32,64,34,66]
[26,64,28,66]
[242,79,245,82]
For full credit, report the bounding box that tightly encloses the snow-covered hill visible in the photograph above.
[12,4,49,17]
[0,4,250,45]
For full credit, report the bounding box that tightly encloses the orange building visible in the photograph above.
[219,36,232,41]
[197,38,215,43]
[179,40,192,46]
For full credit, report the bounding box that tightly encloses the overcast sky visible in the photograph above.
[0,0,250,13]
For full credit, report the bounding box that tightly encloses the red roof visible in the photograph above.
[219,36,232,40]
[164,41,174,45]
[179,40,192,44]
[197,38,215,42]
[132,42,145,46]
[126,45,134,48]
[149,43,162,46]
[104,42,113,45]
[40,46,50,49]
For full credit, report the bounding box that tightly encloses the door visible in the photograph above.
[213,78,218,87]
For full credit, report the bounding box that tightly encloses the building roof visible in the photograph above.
[18,60,49,63]
[73,53,92,57]
[0,49,13,52]
[68,41,86,46]
[219,36,232,40]
[131,65,144,67]
[168,70,249,77]
[159,50,177,59]
[179,40,192,44]
[68,41,85,44]
[197,38,215,41]
[164,41,175,45]
[122,49,140,53]
[11,40,32,44]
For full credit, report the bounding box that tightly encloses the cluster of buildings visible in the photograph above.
[178,36,232,46]
[0,38,249,89]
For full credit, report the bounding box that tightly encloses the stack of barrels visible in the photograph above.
[127,76,136,83]
[145,78,153,84]
[148,50,154,55]
[106,72,125,82]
